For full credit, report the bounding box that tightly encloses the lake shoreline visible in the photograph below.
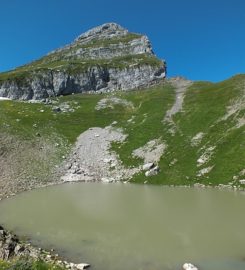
[0,225,90,270]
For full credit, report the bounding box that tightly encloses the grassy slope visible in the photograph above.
[0,75,244,187]
[0,259,65,270]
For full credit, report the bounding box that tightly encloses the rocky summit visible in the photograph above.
[0,23,166,100]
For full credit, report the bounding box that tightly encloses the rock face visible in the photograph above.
[0,225,35,260]
[0,23,166,100]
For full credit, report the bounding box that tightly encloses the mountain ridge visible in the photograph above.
[0,23,166,100]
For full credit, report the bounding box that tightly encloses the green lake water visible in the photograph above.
[0,183,245,270]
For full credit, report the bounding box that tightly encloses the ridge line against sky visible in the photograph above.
[1,0,245,82]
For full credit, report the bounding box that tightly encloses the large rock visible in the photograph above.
[145,166,160,177]
[0,23,166,100]
[182,263,199,270]
[142,163,155,171]
[0,227,19,260]
[75,263,90,270]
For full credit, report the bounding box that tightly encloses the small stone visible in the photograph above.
[103,158,111,163]
[52,106,61,112]
[101,177,114,183]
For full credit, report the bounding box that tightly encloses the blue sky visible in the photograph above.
[1,0,245,82]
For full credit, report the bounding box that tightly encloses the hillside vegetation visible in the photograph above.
[0,74,244,198]
[0,259,65,270]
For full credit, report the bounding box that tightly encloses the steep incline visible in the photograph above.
[0,23,166,100]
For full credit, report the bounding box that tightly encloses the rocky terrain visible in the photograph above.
[61,125,164,183]
[0,226,90,269]
[0,23,166,100]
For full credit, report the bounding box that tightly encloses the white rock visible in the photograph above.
[197,158,205,164]
[191,132,204,147]
[110,162,117,168]
[182,263,198,270]
[103,158,111,163]
[142,163,154,171]
[145,166,160,177]
[239,179,245,184]
[75,263,90,270]
[101,177,114,183]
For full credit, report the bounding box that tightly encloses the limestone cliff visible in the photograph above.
[0,23,166,100]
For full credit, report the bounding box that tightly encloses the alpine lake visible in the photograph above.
[0,183,245,270]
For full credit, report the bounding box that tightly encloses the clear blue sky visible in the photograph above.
[1,0,245,82]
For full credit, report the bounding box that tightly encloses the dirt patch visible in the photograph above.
[191,132,205,147]
[95,97,134,110]
[165,77,192,119]
[163,77,192,134]
[132,138,166,164]
[219,82,245,128]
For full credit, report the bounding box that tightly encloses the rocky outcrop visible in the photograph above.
[0,225,43,260]
[0,225,90,269]
[0,23,166,100]
[49,23,153,60]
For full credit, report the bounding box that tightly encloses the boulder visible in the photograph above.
[75,263,90,270]
[142,163,154,171]
[145,166,160,177]
[52,106,61,112]
[0,233,18,260]
[182,263,198,270]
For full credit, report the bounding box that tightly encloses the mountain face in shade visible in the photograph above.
[0,23,166,100]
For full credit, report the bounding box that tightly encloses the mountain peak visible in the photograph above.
[0,23,166,100]
[75,22,129,43]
